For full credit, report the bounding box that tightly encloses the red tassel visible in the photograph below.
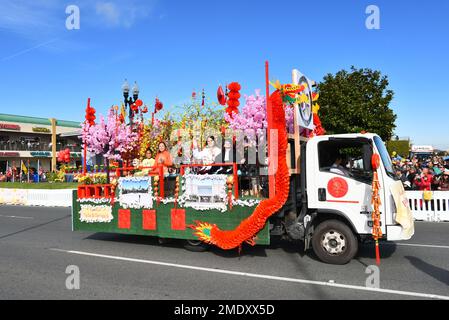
[375,240,381,265]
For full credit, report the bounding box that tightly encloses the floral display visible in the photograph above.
[224,90,294,144]
[77,173,107,185]
[82,108,139,161]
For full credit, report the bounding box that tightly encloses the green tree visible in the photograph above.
[317,66,397,141]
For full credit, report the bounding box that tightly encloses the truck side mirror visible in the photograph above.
[371,154,381,170]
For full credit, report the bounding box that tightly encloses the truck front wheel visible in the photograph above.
[312,220,358,265]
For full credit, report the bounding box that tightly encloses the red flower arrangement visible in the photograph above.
[225,82,241,119]
[191,90,290,250]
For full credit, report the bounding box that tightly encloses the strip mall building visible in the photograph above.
[0,113,82,173]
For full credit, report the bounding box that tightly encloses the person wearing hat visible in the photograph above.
[438,170,449,191]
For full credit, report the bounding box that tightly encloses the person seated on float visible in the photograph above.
[134,149,156,176]
[155,141,173,176]
[210,139,240,175]
[330,154,351,177]
[192,136,221,174]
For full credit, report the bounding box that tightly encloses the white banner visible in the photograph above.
[183,174,228,211]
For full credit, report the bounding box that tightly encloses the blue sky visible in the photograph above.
[1,0,448,149]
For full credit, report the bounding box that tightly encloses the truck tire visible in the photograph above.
[183,239,210,252]
[312,219,358,265]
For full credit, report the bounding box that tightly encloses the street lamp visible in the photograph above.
[122,79,140,126]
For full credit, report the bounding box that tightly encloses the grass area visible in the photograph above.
[0,182,78,189]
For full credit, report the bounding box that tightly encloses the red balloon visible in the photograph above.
[135,99,143,107]
[217,86,226,106]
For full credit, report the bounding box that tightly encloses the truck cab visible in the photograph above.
[279,132,414,264]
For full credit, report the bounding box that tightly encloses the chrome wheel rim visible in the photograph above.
[321,230,346,255]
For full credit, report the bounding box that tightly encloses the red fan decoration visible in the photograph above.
[225,82,241,119]
[217,85,226,105]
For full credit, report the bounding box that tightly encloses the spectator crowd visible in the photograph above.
[392,154,449,191]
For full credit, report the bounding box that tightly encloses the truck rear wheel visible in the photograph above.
[312,219,358,265]
[183,240,210,252]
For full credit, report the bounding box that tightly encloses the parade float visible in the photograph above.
[72,62,414,264]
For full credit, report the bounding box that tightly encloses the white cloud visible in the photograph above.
[95,0,154,28]
[96,2,121,26]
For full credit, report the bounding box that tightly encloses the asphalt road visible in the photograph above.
[0,205,448,300]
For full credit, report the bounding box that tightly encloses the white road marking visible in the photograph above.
[0,215,34,219]
[51,248,449,300]
[392,243,449,250]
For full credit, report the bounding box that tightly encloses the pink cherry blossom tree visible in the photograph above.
[224,89,294,144]
[81,108,138,180]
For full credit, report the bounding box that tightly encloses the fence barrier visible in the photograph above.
[405,191,449,222]
[0,188,73,207]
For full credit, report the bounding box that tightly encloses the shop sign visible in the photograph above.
[0,123,20,131]
[0,152,20,157]
[31,151,51,157]
[70,152,82,158]
[32,127,51,133]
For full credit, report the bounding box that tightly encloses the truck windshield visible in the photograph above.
[373,136,396,179]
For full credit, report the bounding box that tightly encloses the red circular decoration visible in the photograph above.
[371,154,381,170]
[327,177,348,198]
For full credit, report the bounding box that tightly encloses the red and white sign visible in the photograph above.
[0,152,20,157]
[327,177,348,198]
[0,123,20,131]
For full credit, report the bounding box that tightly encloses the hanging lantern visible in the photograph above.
[155,98,163,111]
[217,85,227,106]
[226,82,241,119]
[135,99,143,107]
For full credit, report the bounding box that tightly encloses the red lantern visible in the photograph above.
[85,106,96,126]
[155,99,163,111]
[217,85,226,106]
[135,99,143,107]
[142,106,148,113]
[131,103,138,112]
[226,82,241,120]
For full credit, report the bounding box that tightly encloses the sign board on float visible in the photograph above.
[292,69,314,130]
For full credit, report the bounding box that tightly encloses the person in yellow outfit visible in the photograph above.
[134,149,155,176]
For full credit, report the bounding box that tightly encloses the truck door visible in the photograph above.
[307,137,386,236]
